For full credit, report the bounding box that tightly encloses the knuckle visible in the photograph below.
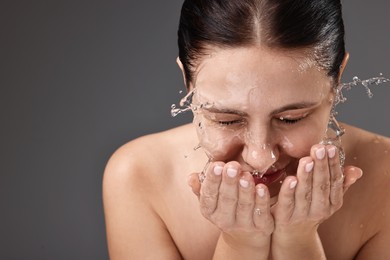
[305,191,312,202]
[314,182,330,192]
[321,182,330,191]
[330,195,343,209]
[255,218,274,234]
[199,194,218,215]
[200,206,213,217]
[219,194,238,205]
[237,200,254,211]
[330,179,343,189]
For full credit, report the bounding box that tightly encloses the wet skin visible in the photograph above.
[185,46,363,257]
[103,46,390,260]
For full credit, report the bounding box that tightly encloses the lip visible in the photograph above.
[251,168,287,186]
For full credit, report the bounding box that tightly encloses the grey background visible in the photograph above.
[0,0,389,259]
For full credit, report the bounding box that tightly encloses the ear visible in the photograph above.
[337,52,349,83]
[176,57,191,90]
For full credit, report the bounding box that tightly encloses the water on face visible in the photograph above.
[170,74,390,177]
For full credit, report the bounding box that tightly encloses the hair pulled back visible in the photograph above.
[178,0,345,87]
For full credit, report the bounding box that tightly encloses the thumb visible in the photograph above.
[343,166,363,193]
[187,172,201,197]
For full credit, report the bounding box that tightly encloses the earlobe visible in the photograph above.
[337,52,350,83]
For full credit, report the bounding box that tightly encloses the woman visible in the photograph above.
[103,0,390,259]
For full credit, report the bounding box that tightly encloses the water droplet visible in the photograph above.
[327,116,345,137]
[335,74,390,105]
[170,90,196,117]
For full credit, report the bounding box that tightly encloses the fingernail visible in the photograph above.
[316,147,326,160]
[357,168,363,178]
[327,146,336,158]
[350,167,363,178]
[227,168,237,178]
[257,187,265,197]
[214,165,223,175]
[239,179,249,188]
[305,161,314,173]
[290,180,297,189]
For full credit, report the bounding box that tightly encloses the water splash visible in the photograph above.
[170,73,390,176]
[170,90,214,117]
[321,115,345,166]
[324,74,390,166]
[170,90,195,117]
[335,74,390,105]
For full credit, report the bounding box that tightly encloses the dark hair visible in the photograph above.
[178,0,345,87]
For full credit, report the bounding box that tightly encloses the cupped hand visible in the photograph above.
[188,161,274,249]
[271,144,363,236]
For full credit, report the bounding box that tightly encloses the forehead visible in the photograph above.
[193,46,331,105]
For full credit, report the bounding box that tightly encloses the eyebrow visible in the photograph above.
[201,101,320,116]
[270,102,320,115]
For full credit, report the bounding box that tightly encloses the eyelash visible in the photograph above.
[218,120,243,126]
[218,116,306,126]
[278,117,305,124]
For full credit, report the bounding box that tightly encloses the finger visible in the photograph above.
[235,172,256,228]
[343,166,363,193]
[213,162,241,227]
[293,157,314,217]
[187,172,201,197]
[274,176,297,222]
[310,145,331,214]
[253,184,273,234]
[327,145,344,208]
[199,162,224,218]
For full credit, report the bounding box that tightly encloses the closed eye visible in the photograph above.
[280,117,303,125]
[218,119,243,126]
[278,117,305,124]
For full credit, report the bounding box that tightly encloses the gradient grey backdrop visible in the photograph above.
[1,0,389,259]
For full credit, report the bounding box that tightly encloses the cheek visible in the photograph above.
[193,115,244,160]
[279,120,328,157]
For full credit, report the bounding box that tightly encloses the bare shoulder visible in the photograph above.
[102,124,197,259]
[343,124,390,174]
[104,124,197,185]
[342,124,390,259]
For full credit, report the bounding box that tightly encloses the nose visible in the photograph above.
[241,128,279,172]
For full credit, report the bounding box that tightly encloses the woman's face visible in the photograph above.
[188,46,335,197]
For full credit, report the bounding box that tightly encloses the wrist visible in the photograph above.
[271,230,326,260]
[221,231,271,251]
[212,232,271,260]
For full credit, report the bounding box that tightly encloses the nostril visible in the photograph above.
[242,143,279,173]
